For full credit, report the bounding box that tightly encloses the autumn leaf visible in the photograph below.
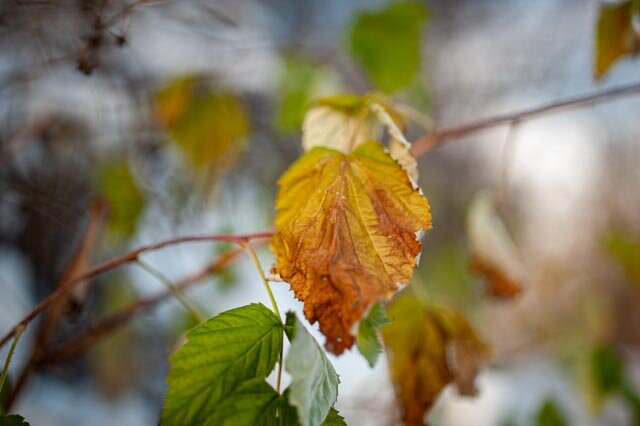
[154,76,249,173]
[381,293,490,425]
[594,0,640,79]
[467,191,523,299]
[272,139,431,354]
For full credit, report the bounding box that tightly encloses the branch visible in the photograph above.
[411,80,640,157]
[0,231,273,350]
[41,246,245,364]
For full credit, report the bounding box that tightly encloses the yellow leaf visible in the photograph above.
[381,294,491,425]
[594,1,640,79]
[272,140,431,354]
[154,76,249,172]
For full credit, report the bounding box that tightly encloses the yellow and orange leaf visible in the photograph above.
[272,140,431,354]
[381,294,491,425]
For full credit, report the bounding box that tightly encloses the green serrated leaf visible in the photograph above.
[280,389,346,426]
[356,302,389,367]
[285,312,339,426]
[0,415,30,426]
[321,408,346,426]
[162,304,283,425]
[349,1,428,92]
[207,378,281,426]
[534,398,567,426]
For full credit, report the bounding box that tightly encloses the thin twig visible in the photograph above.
[136,258,206,323]
[0,232,273,350]
[42,247,246,365]
[411,80,640,157]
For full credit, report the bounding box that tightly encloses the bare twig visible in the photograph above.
[0,231,273,350]
[42,246,245,364]
[411,81,640,157]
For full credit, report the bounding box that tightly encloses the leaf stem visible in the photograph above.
[238,242,281,320]
[0,324,24,394]
[237,241,284,393]
[136,258,206,323]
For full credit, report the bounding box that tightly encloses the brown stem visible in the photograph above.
[0,231,273,350]
[411,81,640,157]
[41,247,244,365]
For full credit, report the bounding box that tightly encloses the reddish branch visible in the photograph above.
[42,247,244,365]
[411,80,640,157]
[0,231,273,350]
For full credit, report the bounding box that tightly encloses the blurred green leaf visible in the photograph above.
[285,312,339,426]
[0,415,29,426]
[349,1,428,92]
[98,160,144,238]
[534,399,567,426]
[591,345,624,396]
[161,304,283,425]
[154,76,249,172]
[276,56,319,133]
[594,0,640,79]
[356,302,389,367]
[320,408,346,426]
[605,231,640,285]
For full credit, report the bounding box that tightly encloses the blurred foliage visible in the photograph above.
[0,415,30,426]
[417,245,476,309]
[381,292,490,424]
[591,345,624,396]
[594,0,640,79]
[349,1,427,92]
[534,399,567,426]
[276,56,322,133]
[605,231,640,285]
[97,160,144,239]
[89,279,139,397]
[154,76,249,174]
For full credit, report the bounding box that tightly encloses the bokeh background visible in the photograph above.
[1,0,640,425]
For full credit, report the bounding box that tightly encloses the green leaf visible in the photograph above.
[349,1,428,92]
[356,302,389,367]
[0,415,30,426]
[154,76,249,172]
[161,304,283,425]
[594,0,640,79]
[276,56,320,133]
[534,399,567,426]
[591,345,624,396]
[321,408,346,426]
[285,312,340,426]
[206,378,281,426]
[605,231,640,285]
[98,160,144,238]
[280,390,346,426]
